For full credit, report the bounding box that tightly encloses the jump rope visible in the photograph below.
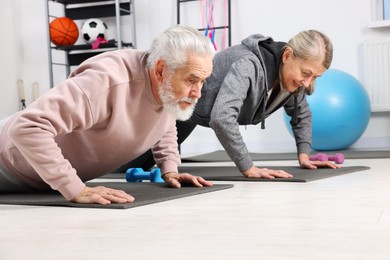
[199,0,229,51]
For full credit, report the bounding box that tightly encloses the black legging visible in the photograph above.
[115,120,197,172]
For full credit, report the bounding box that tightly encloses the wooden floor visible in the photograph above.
[1,158,389,259]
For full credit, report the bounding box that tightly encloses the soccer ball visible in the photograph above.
[81,18,108,43]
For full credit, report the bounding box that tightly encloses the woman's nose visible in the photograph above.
[301,76,313,88]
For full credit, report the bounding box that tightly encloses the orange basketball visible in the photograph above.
[50,17,79,47]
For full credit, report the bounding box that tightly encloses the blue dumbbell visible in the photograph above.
[125,168,164,183]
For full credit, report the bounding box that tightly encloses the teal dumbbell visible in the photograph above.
[125,168,164,183]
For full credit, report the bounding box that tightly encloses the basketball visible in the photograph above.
[49,17,79,47]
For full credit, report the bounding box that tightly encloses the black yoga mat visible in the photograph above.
[178,165,370,182]
[0,182,233,209]
[181,149,390,162]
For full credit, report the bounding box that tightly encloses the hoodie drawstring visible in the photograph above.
[291,95,298,126]
[261,91,268,129]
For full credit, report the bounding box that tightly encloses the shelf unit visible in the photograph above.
[45,0,136,88]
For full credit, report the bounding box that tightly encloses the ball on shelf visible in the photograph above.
[81,18,108,44]
[283,69,371,151]
[49,17,79,47]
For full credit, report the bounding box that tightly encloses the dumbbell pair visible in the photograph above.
[309,153,345,164]
[126,168,164,183]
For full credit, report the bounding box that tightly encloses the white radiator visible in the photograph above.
[363,38,390,112]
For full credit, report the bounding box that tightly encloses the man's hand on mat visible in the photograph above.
[298,153,341,170]
[71,186,135,205]
[162,172,213,188]
[243,166,293,179]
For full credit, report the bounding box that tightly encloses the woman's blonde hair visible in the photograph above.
[286,30,333,95]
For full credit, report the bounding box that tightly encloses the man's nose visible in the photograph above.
[190,83,202,99]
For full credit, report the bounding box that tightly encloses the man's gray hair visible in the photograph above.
[146,24,214,71]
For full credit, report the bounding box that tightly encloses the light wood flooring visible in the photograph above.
[1,158,389,260]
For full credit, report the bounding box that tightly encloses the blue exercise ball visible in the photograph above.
[283,69,371,151]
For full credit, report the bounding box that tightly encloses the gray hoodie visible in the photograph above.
[190,34,312,172]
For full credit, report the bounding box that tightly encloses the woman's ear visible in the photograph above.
[282,47,293,64]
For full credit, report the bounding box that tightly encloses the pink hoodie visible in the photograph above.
[0,49,180,200]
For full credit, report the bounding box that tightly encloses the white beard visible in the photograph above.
[158,76,198,121]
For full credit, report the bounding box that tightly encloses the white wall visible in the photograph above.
[0,1,23,115]
[1,0,389,155]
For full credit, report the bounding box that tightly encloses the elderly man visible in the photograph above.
[0,25,214,205]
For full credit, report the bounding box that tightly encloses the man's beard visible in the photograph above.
[158,75,198,121]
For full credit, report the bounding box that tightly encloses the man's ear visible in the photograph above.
[154,59,166,84]
[282,47,293,64]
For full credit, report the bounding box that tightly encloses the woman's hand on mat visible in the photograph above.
[71,186,135,205]
[162,172,213,188]
[242,166,293,179]
[298,153,341,170]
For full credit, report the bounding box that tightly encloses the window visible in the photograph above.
[370,0,390,28]
[385,0,390,20]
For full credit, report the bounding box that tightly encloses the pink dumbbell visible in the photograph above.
[309,153,345,164]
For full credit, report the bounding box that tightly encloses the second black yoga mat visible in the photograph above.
[178,165,370,182]
[181,150,390,162]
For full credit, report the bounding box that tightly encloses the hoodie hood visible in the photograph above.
[242,34,298,129]
[241,34,286,91]
[241,34,287,129]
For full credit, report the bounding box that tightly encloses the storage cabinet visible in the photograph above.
[45,0,136,87]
